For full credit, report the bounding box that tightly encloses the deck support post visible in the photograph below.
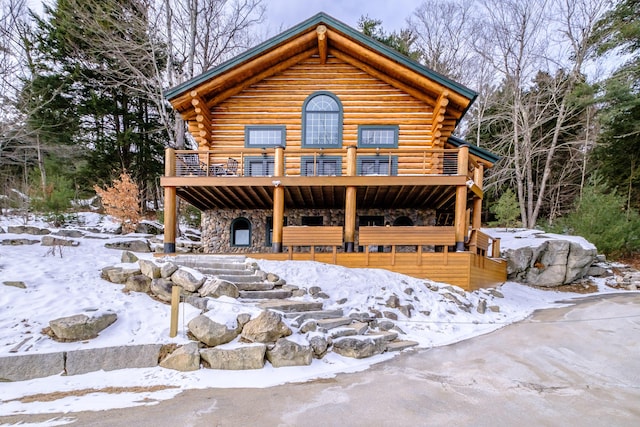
[472,163,484,231]
[163,148,177,253]
[344,146,357,252]
[272,146,285,252]
[454,145,469,252]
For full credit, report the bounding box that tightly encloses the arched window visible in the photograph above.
[230,217,251,247]
[302,92,343,148]
[393,216,414,226]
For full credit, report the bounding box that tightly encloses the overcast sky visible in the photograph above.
[263,0,424,34]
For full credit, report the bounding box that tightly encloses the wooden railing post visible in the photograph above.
[491,237,501,258]
[272,146,285,252]
[472,164,484,231]
[345,146,357,252]
[457,144,469,176]
[164,148,177,253]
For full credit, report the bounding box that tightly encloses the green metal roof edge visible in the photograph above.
[164,12,478,103]
[447,135,501,164]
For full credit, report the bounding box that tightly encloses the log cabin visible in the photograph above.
[161,13,506,290]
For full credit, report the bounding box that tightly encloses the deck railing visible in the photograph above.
[168,146,470,178]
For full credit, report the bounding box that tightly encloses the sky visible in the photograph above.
[260,0,423,34]
[0,212,617,418]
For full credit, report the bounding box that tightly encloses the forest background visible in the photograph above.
[1,0,638,257]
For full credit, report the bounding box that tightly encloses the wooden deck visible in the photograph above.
[250,251,506,291]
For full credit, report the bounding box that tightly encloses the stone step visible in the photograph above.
[239,289,293,299]
[198,267,256,276]
[287,309,345,327]
[316,317,353,330]
[235,282,276,292]
[171,255,248,269]
[368,331,399,343]
[386,340,419,352]
[217,274,265,284]
[259,300,324,313]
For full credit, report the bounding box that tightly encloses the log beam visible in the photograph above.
[317,25,328,65]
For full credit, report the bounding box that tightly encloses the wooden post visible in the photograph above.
[492,237,501,258]
[317,25,328,65]
[345,146,357,252]
[164,148,177,254]
[457,144,469,177]
[169,285,181,338]
[472,164,484,230]
[272,147,285,252]
[454,185,467,252]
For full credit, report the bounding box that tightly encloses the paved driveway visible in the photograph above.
[3,293,640,426]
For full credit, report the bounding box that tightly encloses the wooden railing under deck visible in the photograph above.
[282,226,343,263]
[468,229,501,258]
[358,226,456,266]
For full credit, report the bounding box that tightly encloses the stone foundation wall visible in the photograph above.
[201,208,435,254]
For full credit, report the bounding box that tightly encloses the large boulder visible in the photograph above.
[332,335,387,359]
[171,267,205,292]
[105,240,151,253]
[188,314,238,347]
[150,278,174,302]
[159,342,200,371]
[139,259,162,279]
[41,236,80,247]
[65,344,161,375]
[502,234,597,287]
[266,338,313,367]
[240,311,291,344]
[49,311,117,341]
[101,264,142,284]
[124,274,151,293]
[7,225,50,235]
[200,344,266,370]
[199,278,239,299]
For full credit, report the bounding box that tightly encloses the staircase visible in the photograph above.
[170,254,418,356]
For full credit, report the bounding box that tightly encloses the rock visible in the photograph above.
[299,320,317,333]
[0,352,65,381]
[121,251,139,263]
[376,320,395,331]
[105,240,151,253]
[488,289,504,298]
[477,298,487,314]
[386,295,400,308]
[309,286,322,296]
[184,295,208,311]
[65,344,161,375]
[199,278,239,299]
[7,225,50,235]
[200,344,266,370]
[171,267,205,292]
[159,342,200,371]
[139,259,162,279]
[55,229,85,238]
[3,281,26,289]
[333,336,386,359]
[41,236,80,247]
[489,305,500,313]
[398,304,414,318]
[136,221,164,235]
[236,313,252,331]
[383,311,398,320]
[125,274,151,293]
[266,272,280,282]
[2,238,40,245]
[266,338,313,367]
[308,335,330,358]
[588,265,610,277]
[188,314,238,347]
[102,265,142,284]
[160,262,178,278]
[49,312,117,341]
[150,278,174,302]
[241,311,292,343]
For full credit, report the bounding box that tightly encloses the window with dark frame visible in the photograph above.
[301,156,342,176]
[230,217,251,247]
[245,126,286,148]
[357,125,399,148]
[302,92,343,148]
[265,216,287,247]
[301,216,324,226]
[358,155,398,176]
[245,156,275,177]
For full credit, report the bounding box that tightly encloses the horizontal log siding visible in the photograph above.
[207,56,437,174]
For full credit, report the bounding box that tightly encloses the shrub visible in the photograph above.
[490,188,521,230]
[94,172,142,234]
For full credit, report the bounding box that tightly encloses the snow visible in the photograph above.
[484,228,597,251]
[0,213,623,420]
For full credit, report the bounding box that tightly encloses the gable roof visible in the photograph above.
[165,12,477,124]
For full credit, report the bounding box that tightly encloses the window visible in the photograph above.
[301,156,342,176]
[358,125,399,148]
[231,217,251,247]
[301,216,323,226]
[302,92,343,148]
[358,156,398,176]
[245,156,275,177]
[245,126,286,148]
[393,216,414,226]
[265,216,287,247]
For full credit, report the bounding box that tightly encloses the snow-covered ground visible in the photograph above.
[0,214,623,420]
